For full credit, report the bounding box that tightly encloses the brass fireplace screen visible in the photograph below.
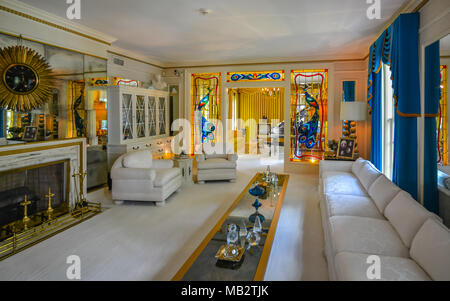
[0,160,70,241]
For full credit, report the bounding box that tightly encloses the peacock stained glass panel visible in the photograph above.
[290,70,328,162]
[191,73,221,150]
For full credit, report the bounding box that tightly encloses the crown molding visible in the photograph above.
[0,0,117,45]
[165,53,369,69]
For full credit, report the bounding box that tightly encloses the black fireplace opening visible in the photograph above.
[0,160,69,239]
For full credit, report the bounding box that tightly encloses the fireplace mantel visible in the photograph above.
[0,138,87,207]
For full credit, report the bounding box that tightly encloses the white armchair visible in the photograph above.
[111,150,182,206]
[196,143,238,184]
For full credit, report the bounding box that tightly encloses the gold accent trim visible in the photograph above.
[172,173,259,281]
[0,5,111,46]
[253,174,289,281]
[107,51,163,69]
[0,46,54,111]
[172,173,290,281]
[412,0,430,13]
[0,30,108,61]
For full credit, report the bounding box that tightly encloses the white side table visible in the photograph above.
[173,156,193,185]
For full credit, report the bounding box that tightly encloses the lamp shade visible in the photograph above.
[340,101,368,121]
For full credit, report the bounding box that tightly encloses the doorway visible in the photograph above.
[228,87,285,157]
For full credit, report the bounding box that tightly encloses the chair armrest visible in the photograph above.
[111,167,156,182]
[319,160,353,178]
[152,159,174,169]
[227,154,238,162]
[196,154,206,162]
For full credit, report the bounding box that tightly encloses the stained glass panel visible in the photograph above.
[290,70,328,162]
[227,71,284,82]
[191,73,221,152]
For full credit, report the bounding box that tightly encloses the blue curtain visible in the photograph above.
[367,13,420,199]
[367,26,392,171]
[369,72,382,169]
[423,41,440,214]
[391,13,421,200]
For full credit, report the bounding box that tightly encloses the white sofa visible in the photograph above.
[111,150,182,206]
[319,158,450,281]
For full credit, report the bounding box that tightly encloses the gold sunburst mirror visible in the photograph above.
[0,45,54,112]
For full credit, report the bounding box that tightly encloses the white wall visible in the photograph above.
[107,52,163,84]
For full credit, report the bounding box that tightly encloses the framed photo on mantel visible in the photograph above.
[23,126,38,141]
[337,137,355,159]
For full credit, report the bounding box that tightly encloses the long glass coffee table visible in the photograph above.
[172,173,289,281]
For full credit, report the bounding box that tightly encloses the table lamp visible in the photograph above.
[340,101,368,155]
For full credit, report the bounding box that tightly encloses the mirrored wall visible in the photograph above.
[0,33,107,145]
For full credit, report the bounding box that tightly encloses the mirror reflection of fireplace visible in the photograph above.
[0,160,69,241]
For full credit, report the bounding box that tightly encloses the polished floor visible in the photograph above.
[0,155,328,281]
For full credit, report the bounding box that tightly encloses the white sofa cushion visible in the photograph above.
[357,161,382,191]
[197,158,237,170]
[322,171,367,196]
[153,168,182,187]
[384,191,436,248]
[325,194,384,219]
[410,218,450,281]
[351,158,366,178]
[329,216,409,258]
[335,252,431,281]
[122,150,153,169]
[368,175,402,214]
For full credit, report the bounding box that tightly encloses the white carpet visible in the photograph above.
[0,155,328,281]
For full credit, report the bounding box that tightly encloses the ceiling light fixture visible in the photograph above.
[199,8,211,16]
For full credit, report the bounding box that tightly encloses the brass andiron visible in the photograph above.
[20,195,31,230]
[45,187,55,218]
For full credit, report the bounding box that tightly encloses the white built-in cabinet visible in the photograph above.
[107,86,172,169]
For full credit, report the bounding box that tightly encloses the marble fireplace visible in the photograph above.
[0,139,86,239]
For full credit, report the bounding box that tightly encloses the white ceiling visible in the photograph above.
[19,0,409,66]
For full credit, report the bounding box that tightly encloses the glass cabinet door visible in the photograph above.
[148,96,157,137]
[122,93,133,140]
[158,96,167,135]
[136,95,146,138]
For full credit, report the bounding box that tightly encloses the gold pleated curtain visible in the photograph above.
[229,88,284,144]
